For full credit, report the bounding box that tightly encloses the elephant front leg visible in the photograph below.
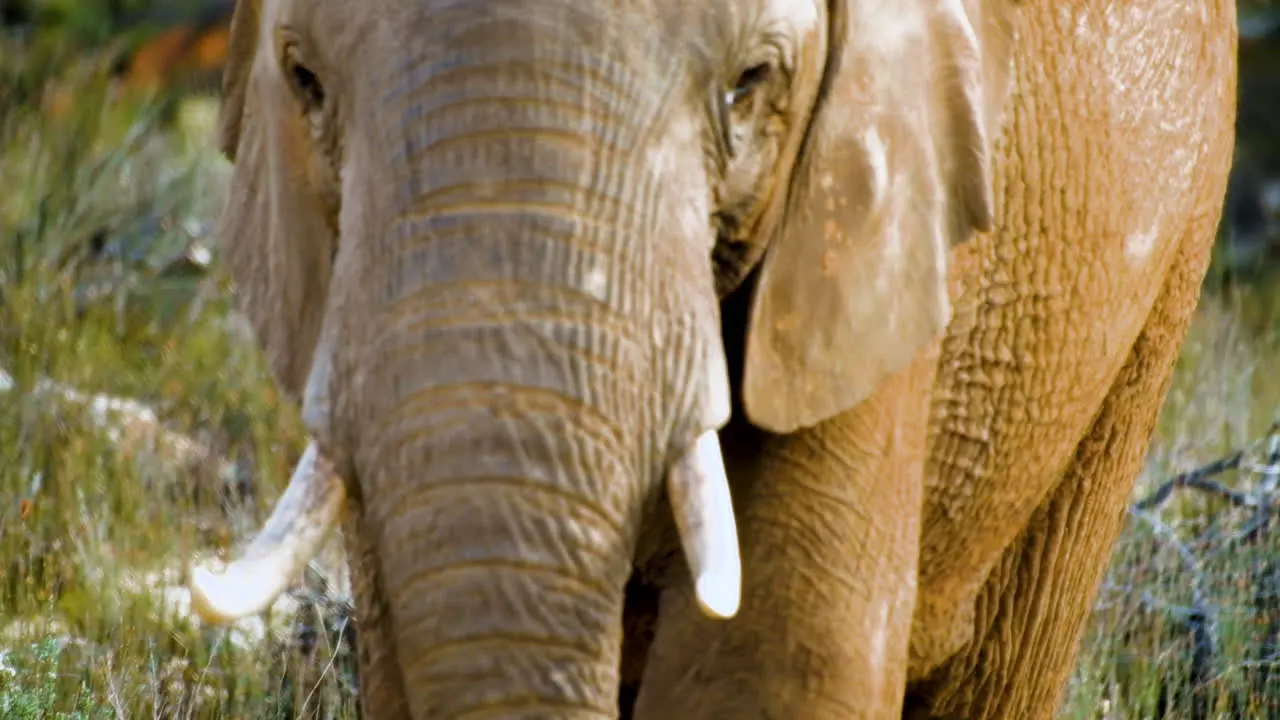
[906,211,1222,719]
[633,344,939,719]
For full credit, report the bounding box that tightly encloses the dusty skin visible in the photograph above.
[186,0,1238,718]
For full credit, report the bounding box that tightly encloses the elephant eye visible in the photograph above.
[283,44,326,111]
[725,63,772,108]
[292,64,325,109]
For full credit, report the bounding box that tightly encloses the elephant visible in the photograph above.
[184,0,1239,717]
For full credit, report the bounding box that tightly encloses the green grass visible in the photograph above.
[1,29,1279,720]
[1061,278,1280,715]
[0,39,356,719]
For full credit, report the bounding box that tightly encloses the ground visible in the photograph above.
[1,12,1279,720]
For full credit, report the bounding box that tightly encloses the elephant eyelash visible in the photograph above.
[710,85,735,162]
[712,64,772,164]
[726,63,771,108]
[716,59,779,158]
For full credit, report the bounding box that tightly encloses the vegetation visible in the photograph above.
[0,31,355,719]
[0,3,1278,718]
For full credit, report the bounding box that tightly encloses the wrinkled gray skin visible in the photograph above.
[205,0,1238,717]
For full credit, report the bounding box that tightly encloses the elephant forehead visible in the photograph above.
[848,0,926,58]
[765,0,821,32]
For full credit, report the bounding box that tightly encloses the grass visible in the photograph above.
[0,38,356,719]
[1062,283,1280,719]
[0,29,1278,720]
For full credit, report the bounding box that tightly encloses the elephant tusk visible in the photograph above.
[667,429,742,620]
[187,442,345,623]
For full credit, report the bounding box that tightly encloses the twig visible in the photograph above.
[1126,508,1217,720]
[1132,421,1280,513]
[102,652,131,720]
[1245,429,1280,706]
[1133,451,1248,511]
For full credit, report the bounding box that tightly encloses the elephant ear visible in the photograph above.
[219,0,260,161]
[215,0,337,402]
[741,0,1007,434]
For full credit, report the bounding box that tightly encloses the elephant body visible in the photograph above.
[188,0,1238,718]
[636,4,1239,717]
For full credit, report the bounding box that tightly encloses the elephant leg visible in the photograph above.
[632,281,939,719]
[903,203,1223,720]
[618,574,662,719]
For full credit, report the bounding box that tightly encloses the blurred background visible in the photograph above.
[0,1,1277,718]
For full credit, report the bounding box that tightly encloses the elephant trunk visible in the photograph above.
[352,24,735,710]
[190,8,740,716]
[363,388,635,716]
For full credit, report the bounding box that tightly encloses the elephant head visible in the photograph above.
[187,0,1010,714]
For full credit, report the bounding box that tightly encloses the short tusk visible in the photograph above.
[667,429,741,619]
[188,442,345,624]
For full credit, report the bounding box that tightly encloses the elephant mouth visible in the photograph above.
[186,430,743,623]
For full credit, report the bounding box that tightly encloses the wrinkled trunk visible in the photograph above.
[353,14,667,717]
[361,393,640,717]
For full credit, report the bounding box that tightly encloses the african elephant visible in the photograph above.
[185,0,1239,717]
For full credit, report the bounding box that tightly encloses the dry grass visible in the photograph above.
[1,28,1278,720]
